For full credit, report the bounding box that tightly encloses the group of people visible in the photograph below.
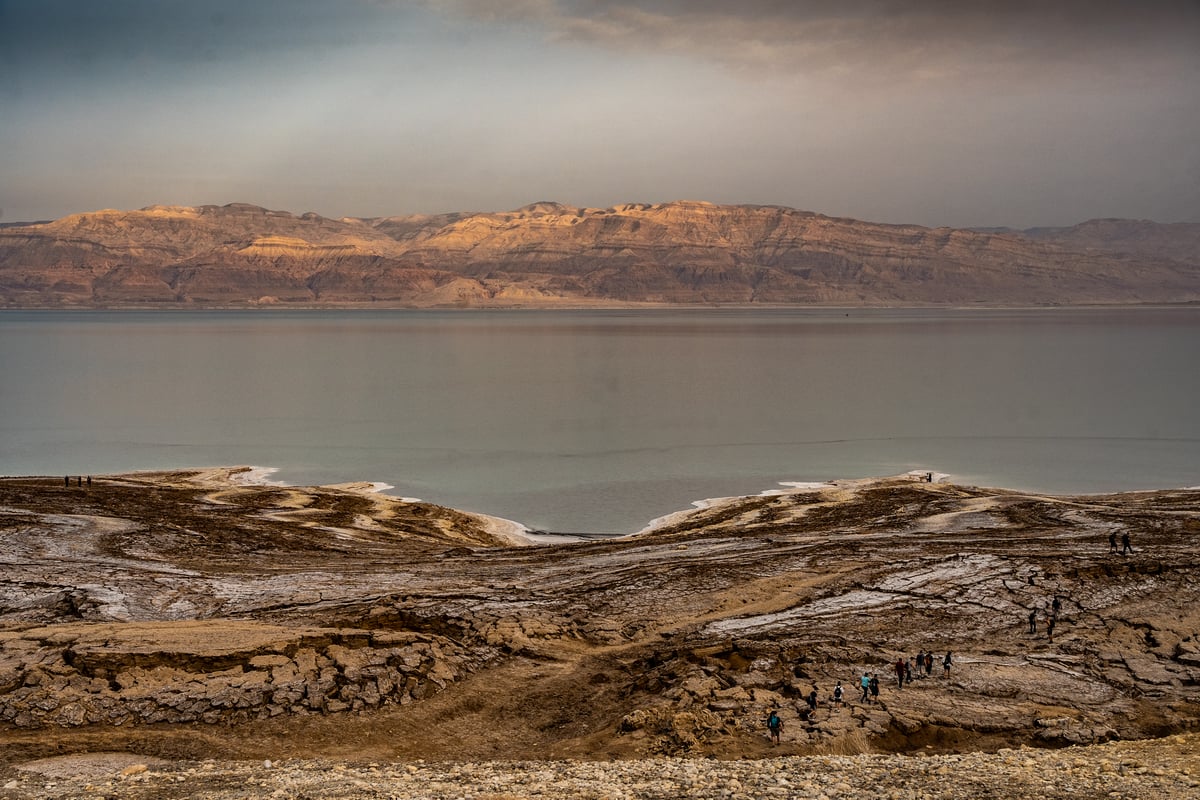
[1028,595,1063,641]
[892,650,952,689]
[63,475,92,487]
[766,651,954,741]
[1108,530,1134,555]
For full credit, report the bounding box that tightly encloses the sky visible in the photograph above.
[2,0,1199,228]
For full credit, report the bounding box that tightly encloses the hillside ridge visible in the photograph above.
[2,201,1198,307]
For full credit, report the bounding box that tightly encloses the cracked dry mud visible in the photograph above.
[0,469,1197,798]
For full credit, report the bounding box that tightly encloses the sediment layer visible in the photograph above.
[0,469,1197,771]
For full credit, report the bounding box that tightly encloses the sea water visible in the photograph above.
[1,307,1197,534]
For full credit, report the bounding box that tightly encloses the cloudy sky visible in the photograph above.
[2,0,1198,227]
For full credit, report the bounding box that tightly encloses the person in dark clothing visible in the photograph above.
[1028,609,1037,634]
[1109,531,1119,553]
[895,658,906,688]
[869,674,880,701]
[1051,596,1062,616]
[64,475,70,488]
[943,652,953,677]
[1047,615,1056,642]
[924,652,934,675]
[1122,532,1134,554]
[806,687,818,712]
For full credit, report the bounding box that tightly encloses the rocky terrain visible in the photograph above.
[2,201,1198,307]
[0,468,1197,797]
[3,734,1198,800]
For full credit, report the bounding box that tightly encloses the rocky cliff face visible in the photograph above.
[1,202,1197,307]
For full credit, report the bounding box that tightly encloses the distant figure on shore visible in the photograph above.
[76,476,82,487]
[1122,532,1134,555]
[766,709,783,743]
[86,475,92,487]
[1109,531,1119,553]
[64,475,70,488]
[943,652,953,677]
[1028,609,1037,634]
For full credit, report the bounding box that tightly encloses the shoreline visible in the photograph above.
[28,464,1200,541]
[1,469,1197,777]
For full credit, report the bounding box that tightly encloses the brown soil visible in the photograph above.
[1,469,1198,772]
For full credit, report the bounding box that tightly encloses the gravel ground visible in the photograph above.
[4,734,1198,800]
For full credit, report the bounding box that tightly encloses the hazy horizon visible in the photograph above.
[3,1,1199,229]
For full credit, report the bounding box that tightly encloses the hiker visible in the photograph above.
[1109,531,1119,553]
[905,659,913,684]
[86,475,91,487]
[895,658,906,689]
[1051,596,1062,616]
[943,651,953,678]
[1047,615,1056,642]
[924,651,934,676]
[860,672,871,702]
[833,681,844,706]
[869,674,880,702]
[806,686,818,712]
[766,709,783,743]
[1122,532,1133,555]
[64,475,70,488]
[1028,609,1037,634]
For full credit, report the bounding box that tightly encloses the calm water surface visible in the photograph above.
[1,308,1197,533]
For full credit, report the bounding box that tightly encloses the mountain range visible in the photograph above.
[1,201,1197,307]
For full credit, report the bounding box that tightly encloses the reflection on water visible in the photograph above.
[1,308,1197,533]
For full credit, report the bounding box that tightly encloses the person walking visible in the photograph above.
[766,709,783,744]
[860,672,871,703]
[1122,532,1134,554]
[1047,615,1056,642]
[943,651,953,678]
[869,674,880,702]
[1109,530,1119,553]
[1028,609,1037,634]
[895,658,906,689]
[833,681,844,707]
[924,651,933,676]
